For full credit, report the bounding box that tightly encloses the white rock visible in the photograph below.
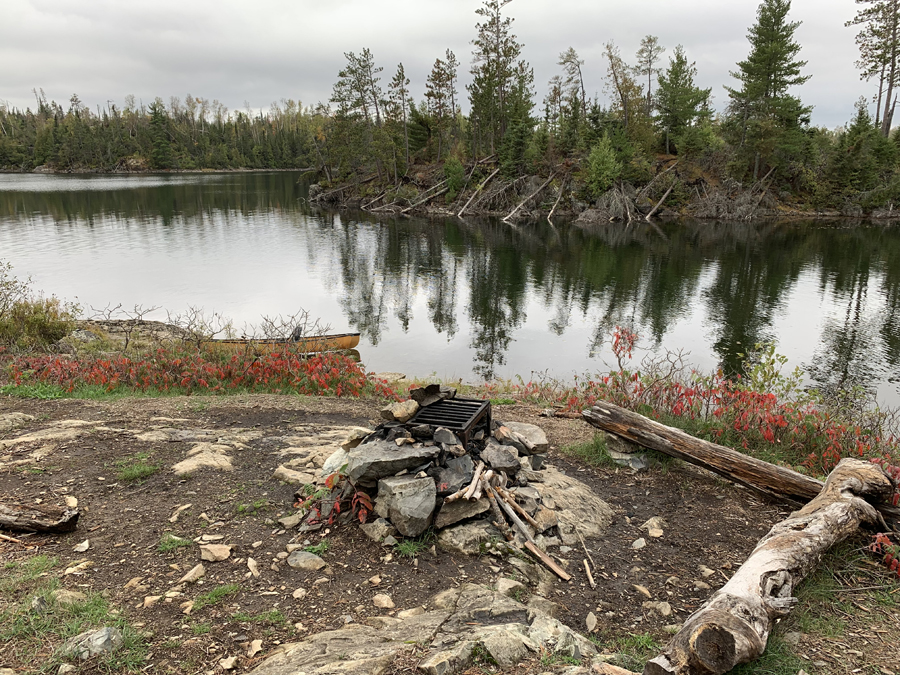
[247,558,260,578]
[247,639,263,657]
[219,656,237,670]
[631,538,647,550]
[64,496,78,508]
[373,593,395,609]
[178,564,205,584]
[200,545,232,562]
[586,611,598,633]
[292,588,308,600]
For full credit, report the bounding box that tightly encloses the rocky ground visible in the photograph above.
[1,394,898,675]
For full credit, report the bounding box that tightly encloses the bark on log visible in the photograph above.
[458,168,500,218]
[643,458,892,675]
[582,402,900,526]
[0,502,80,533]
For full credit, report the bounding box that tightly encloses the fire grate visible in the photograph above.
[408,397,492,447]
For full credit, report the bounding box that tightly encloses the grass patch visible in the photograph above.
[157,533,192,554]
[394,539,428,558]
[190,622,211,635]
[304,541,329,556]
[236,498,270,515]
[0,555,147,673]
[490,398,516,406]
[0,382,65,399]
[233,609,287,625]
[730,634,807,675]
[606,632,662,672]
[561,434,616,468]
[115,452,159,482]
[193,583,241,611]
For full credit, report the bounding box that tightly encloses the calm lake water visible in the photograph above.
[1,171,899,407]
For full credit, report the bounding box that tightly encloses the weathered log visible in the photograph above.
[582,402,900,526]
[583,403,824,503]
[458,168,500,218]
[0,502,80,533]
[503,172,556,223]
[644,458,892,675]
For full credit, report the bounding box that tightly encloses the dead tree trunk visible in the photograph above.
[0,502,80,533]
[644,459,893,675]
[582,402,900,526]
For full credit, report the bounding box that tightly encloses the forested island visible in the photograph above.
[3,0,900,219]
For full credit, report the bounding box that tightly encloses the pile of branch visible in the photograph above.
[443,461,571,581]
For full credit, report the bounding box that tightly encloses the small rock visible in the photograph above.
[58,664,77,675]
[631,538,646,550]
[481,444,520,473]
[272,465,316,486]
[434,497,489,529]
[380,400,419,423]
[179,564,205,584]
[433,427,461,445]
[52,589,87,607]
[200,545,232,562]
[586,611,598,633]
[410,384,456,407]
[219,656,237,670]
[247,639,263,657]
[65,496,78,508]
[73,540,90,553]
[180,600,194,614]
[292,588,308,600]
[286,551,326,571]
[633,585,652,599]
[247,558,260,578]
[495,578,526,598]
[397,607,425,619]
[359,518,398,542]
[341,427,373,451]
[368,575,382,585]
[383,535,398,546]
[373,593,395,609]
[694,581,711,591]
[143,596,162,608]
[698,565,715,578]
[642,601,673,617]
[278,512,304,529]
[63,627,124,660]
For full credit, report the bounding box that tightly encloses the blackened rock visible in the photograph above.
[434,427,462,445]
[434,497,490,529]
[410,424,433,439]
[431,455,475,495]
[410,384,457,408]
[481,444,520,473]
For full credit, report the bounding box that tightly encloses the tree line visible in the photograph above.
[4,0,900,210]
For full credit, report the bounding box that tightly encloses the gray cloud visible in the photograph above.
[0,0,870,128]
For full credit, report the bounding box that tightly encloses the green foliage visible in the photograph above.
[499,117,532,177]
[585,134,623,198]
[115,453,159,482]
[444,157,465,200]
[193,584,241,611]
[157,533,193,553]
[304,540,329,556]
[656,45,712,148]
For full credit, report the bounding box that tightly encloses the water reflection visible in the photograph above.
[0,172,899,404]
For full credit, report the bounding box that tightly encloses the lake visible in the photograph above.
[1,171,898,407]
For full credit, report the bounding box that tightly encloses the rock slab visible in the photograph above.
[63,627,124,660]
[375,476,436,537]
[346,440,441,486]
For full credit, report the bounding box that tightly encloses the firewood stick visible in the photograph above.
[484,483,514,541]
[584,559,596,588]
[496,487,541,530]
[493,490,537,544]
[578,532,597,569]
[508,430,536,452]
[0,532,27,544]
[524,541,572,581]
[443,487,469,504]
[474,471,492,500]
[463,461,486,500]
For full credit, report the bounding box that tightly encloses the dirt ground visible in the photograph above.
[1,394,898,675]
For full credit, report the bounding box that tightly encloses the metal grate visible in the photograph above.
[408,398,492,447]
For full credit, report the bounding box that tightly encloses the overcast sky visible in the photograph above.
[0,0,870,128]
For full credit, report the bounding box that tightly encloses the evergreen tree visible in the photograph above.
[656,45,712,152]
[148,99,173,169]
[847,0,900,135]
[635,36,665,115]
[725,0,811,178]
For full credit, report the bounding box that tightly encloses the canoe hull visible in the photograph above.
[204,333,361,354]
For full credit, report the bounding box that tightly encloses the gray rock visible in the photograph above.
[433,427,461,446]
[410,384,457,408]
[418,641,474,675]
[63,627,124,660]
[603,431,645,455]
[380,400,419,423]
[346,440,441,486]
[434,497,489,529]
[607,449,650,471]
[481,444,520,473]
[530,453,546,470]
[504,422,549,454]
[432,455,475,496]
[539,467,614,545]
[527,596,560,619]
[495,579,526,598]
[359,518,397,542]
[58,665,77,675]
[375,476,436,537]
[480,627,533,667]
[272,465,316,485]
[286,551,327,571]
[279,512,305,529]
[437,520,503,555]
[341,428,373,451]
[322,448,350,476]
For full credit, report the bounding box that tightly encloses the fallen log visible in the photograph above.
[0,502,80,533]
[643,458,893,675]
[582,402,900,526]
[458,168,500,218]
[503,172,556,223]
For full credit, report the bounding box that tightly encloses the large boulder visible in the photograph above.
[481,443,519,473]
[539,467,614,545]
[346,440,441,486]
[503,422,549,454]
[375,476,436,537]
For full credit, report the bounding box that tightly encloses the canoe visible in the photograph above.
[204,332,361,354]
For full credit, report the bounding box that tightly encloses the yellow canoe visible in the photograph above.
[204,333,361,354]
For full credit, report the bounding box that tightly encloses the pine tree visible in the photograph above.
[148,99,173,169]
[635,36,665,115]
[656,45,712,151]
[725,0,811,177]
[387,63,411,173]
[847,0,900,135]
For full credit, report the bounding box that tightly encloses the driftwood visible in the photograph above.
[644,459,893,675]
[645,184,674,221]
[401,184,449,214]
[0,502,80,533]
[547,177,567,223]
[458,168,500,218]
[582,402,900,526]
[503,172,557,223]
